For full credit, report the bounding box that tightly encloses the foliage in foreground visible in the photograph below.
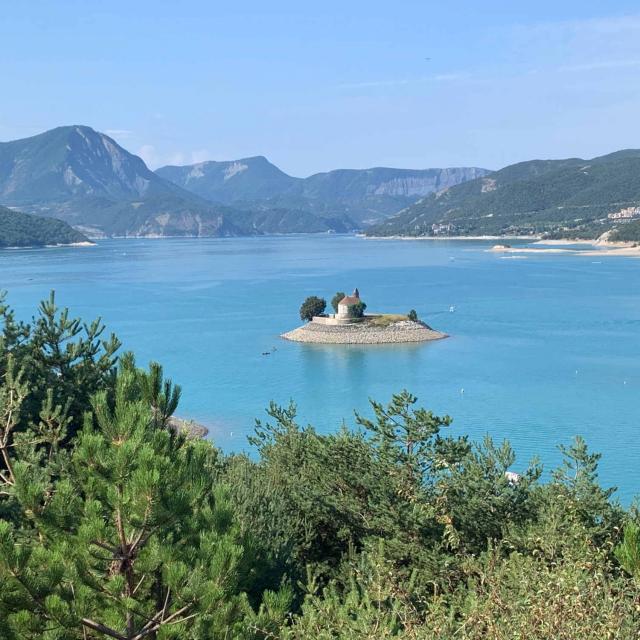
[1,292,639,638]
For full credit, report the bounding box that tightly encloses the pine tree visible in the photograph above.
[0,368,288,639]
[0,291,120,443]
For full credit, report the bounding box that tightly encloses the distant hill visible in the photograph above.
[157,161,488,226]
[366,151,640,239]
[156,156,297,203]
[0,127,353,237]
[0,205,89,248]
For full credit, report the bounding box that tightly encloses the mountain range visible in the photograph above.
[0,126,487,238]
[156,159,487,226]
[7,125,639,244]
[0,126,250,238]
[366,150,640,240]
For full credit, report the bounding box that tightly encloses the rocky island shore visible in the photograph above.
[282,316,447,345]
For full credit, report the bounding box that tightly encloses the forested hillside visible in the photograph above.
[610,219,640,242]
[1,293,639,639]
[367,150,640,239]
[0,205,88,247]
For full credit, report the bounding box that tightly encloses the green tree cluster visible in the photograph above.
[1,292,639,639]
[299,296,326,322]
[348,301,366,318]
[330,292,345,313]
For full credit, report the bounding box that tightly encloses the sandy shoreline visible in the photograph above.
[47,241,96,247]
[363,233,640,256]
[4,240,96,250]
[363,234,541,241]
[531,239,595,246]
[489,238,640,257]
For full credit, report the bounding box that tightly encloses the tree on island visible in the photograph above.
[331,292,346,313]
[349,301,367,318]
[408,309,419,322]
[300,296,326,321]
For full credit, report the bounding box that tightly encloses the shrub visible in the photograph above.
[408,309,419,322]
[349,301,367,318]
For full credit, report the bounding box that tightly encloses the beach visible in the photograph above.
[489,238,640,257]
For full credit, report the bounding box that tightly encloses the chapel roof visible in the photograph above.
[338,288,361,306]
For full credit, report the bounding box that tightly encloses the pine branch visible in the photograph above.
[132,604,193,639]
[81,618,127,640]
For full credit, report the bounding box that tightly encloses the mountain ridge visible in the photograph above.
[0,126,356,237]
[365,151,640,239]
[157,159,488,226]
[0,125,174,204]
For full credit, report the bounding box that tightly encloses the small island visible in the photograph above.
[281,288,448,344]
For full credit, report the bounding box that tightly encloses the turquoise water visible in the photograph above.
[1,236,639,501]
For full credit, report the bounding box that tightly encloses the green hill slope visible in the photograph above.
[366,151,640,239]
[0,206,89,247]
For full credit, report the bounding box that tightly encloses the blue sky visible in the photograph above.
[2,1,640,175]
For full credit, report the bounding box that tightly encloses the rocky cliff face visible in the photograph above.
[368,168,488,197]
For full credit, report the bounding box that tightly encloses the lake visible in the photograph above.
[1,235,639,501]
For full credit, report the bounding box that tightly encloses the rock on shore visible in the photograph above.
[281,320,447,345]
[168,417,209,439]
